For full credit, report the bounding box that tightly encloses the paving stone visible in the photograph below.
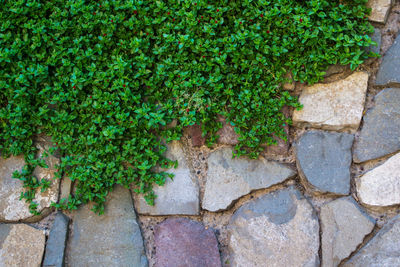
[321,197,375,267]
[187,124,205,147]
[356,152,400,207]
[43,212,70,267]
[353,88,400,162]
[293,72,368,132]
[367,0,392,24]
[0,224,45,267]
[343,215,400,267]
[0,143,60,221]
[133,141,199,215]
[365,28,382,55]
[228,186,320,267]
[67,185,148,267]
[376,34,400,85]
[155,218,221,267]
[216,115,239,145]
[203,147,295,212]
[296,131,354,195]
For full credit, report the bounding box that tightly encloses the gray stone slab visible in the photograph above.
[343,215,400,266]
[296,131,354,195]
[376,33,400,85]
[67,185,148,267]
[228,186,320,267]
[353,88,400,162]
[365,28,381,55]
[133,141,199,215]
[43,212,70,267]
[321,197,375,267]
[203,147,295,212]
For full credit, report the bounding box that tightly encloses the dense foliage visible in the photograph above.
[0,0,375,214]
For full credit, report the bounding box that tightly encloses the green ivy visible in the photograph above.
[0,0,375,214]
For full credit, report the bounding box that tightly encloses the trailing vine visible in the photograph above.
[0,0,375,214]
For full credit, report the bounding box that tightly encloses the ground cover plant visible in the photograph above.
[0,0,376,214]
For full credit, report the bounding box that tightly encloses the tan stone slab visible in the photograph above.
[356,152,400,206]
[0,224,45,267]
[293,72,368,132]
[367,0,392,24]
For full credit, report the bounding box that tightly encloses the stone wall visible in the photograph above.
[0,1,400,266]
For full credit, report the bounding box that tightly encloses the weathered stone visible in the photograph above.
[155,218,221,267]
[366,28,382,55]
[293,72,368,132]
[203,147,295,212]
[60,176,72,201]
[356,152,400,207]
[367,0,392,24]
[353,88,400,162]
[187,124,205,147]
[321,197,375,267]
[264,107,291,156]
[216,115,239,145]
[296,131,354,195]
[376,34,400,85]
[43,212,70,267]
[0,224,45,267]
[68,185,148,266]
[133,141,199,215]
[343,215,400,266]
[0,143,60,221]
[283,72,295,91]
[228,187,320,267]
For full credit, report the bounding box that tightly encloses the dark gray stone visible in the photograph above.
[228,186,319,266]
[376,33,400,85]
[43,212,70,267]
[343,215,400,266]
[296,131,354,195]
[353,88,400,162]
[67,185,148,267]
[365,28,381,55]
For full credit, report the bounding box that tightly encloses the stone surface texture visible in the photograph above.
[133,141,199,215]
[367,0,392,23]
[216,116,239,145]
[296,131,354,195]
[320,197,375,267]
[356,152,400,207]
[155,218,221,267]
[376,34,400,85]
[293,72,368,132]
[67,185,148,267]
[203,147,295,211]
[43,212,70,267]
[343,215,400,266]
[0,143,60,221]
[187,124,205,147]
[0,224,45,267]
[366,28,382,55]
[353,88,400,162]
[228,187,320,267]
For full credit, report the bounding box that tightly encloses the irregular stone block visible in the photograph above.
[293,72,368,132]
[203,147,295,212]
[353,88,400,162]
[376,34,400,85]
[133,141,199,215]
[0,143,60,221]
[155,218,221,267]
[296,131,354,195]
[367,0,392,24]
[0,224,45,267]
[321,197,375,267]
[228,187,320,267]
[356,152,400,207]
[343,215,400,266]
[67,185,148,266]
[43,212,70,267]
[365,28,382,55]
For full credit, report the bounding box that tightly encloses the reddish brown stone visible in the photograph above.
[155,218,221,267]
[264,107,291,156]
[216,115,239,145]
[187,124,205,147]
